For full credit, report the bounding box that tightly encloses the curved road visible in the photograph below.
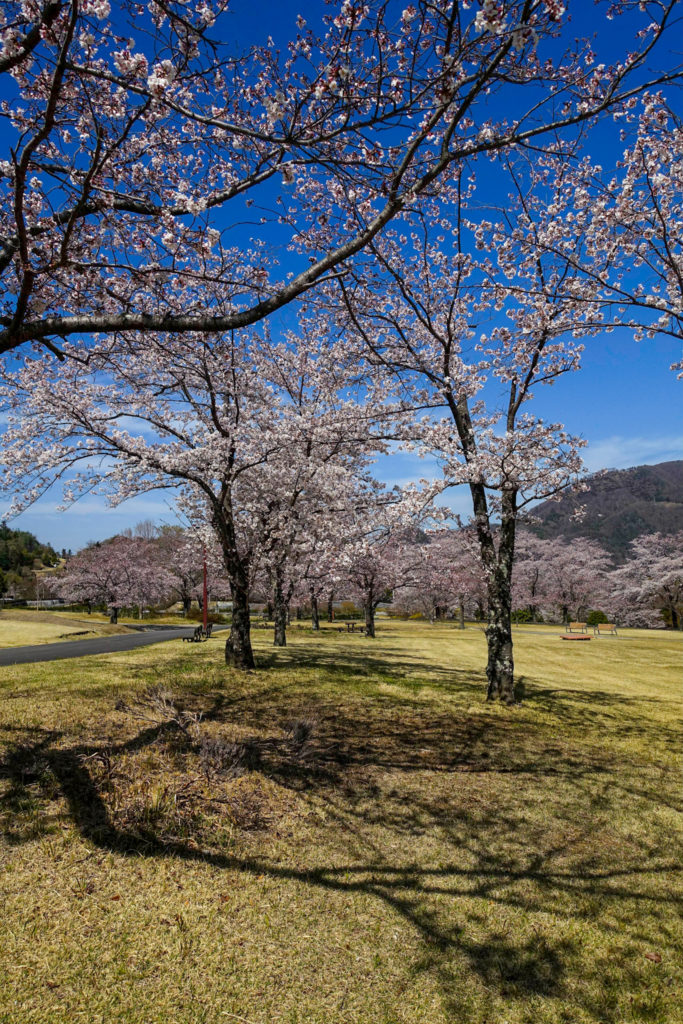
[0,625,227,667]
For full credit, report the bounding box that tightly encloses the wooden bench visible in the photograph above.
[567,622,587,633]
[183,625,205,643]
[594,622,618,635]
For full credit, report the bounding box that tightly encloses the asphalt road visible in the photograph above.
[0,625,227,667]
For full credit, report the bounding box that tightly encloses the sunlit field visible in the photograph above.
[0,620,681,1024]
[0,609,133,647]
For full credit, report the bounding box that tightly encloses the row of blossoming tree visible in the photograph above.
[1,0,682,701]
[52,521,683,636]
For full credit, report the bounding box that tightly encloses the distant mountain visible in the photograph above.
[527,461,683,560]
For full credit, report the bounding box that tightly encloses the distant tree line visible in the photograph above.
[0,523,61,600]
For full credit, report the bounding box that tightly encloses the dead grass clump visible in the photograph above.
[222,774,271,830]
[199,733,261,780]
[285,716,317,755]
[115,685,202,739]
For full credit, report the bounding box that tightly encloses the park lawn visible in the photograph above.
[0,609,133,647]
[0,622,681,1024]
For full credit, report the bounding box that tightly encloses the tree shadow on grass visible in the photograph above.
[1,671,681,1022]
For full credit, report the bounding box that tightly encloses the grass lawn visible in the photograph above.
[0,621,681,1024]
[0,609,133,648]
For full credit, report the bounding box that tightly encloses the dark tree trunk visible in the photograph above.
[273,573,287,647]
[447,392,519,703]
[182,596,191,616]
[327,592,334,621]
[459,601,465,630]
[211,499,255,669]
[669,602,680,631]
[286,602,291,626]
[266,600,273,621]
[295,604,302,621]
[485,589,514,703]
[86,601,92,615]
[310,590,320,631]
[109,606,118,624]
[484,497,516,704]
[225,579,255,669]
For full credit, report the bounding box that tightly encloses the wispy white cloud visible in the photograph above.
[583,434,683,473]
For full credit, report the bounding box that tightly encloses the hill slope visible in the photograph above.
[529,460,683,559]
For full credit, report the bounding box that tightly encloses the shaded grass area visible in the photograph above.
[0,609,133,647]
[0,622,681,1024]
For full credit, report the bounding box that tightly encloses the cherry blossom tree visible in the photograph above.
[551,97,683,365]
[1,1,680,358]
[155,525,228,614]
[512,531,557,621]
[0,324,385,666]
[393,528,484,626]
[537,536,612,624]
[335,508,426,637]
[610,531,683,629]
[328,155,605,700]
[55,534,171,621]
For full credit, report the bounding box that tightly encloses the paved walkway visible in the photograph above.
[0,625,227,667]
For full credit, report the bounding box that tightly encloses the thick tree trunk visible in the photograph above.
[327,592,334,621]
[670,603,680,631]
[211,499,255,669]
[110,606,118,624]
[273,574,287,647]
[295,604,302,620]
[225,580,255,669]
[310,590,320,631]
[266,600,273,621]
[485,595,514,703]
[459,601,465,630]
[182,596,191,616]
[485,506,516,704]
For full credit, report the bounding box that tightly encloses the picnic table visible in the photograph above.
[340,621,366,634]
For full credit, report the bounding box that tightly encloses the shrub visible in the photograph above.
[586,610,608,626]
[338,601,361,619]
[186,609,227,625]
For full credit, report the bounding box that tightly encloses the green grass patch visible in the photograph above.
[0,609,134,647]
[0,622,681,1023]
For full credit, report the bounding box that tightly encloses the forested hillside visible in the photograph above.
[0,524,59,572]
[529,461,683,559]
[0,524,60,598]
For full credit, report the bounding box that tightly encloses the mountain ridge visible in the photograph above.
[527,460,683,559]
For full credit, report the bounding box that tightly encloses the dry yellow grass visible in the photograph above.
[0,609,133,647]
[0,621,681,1024]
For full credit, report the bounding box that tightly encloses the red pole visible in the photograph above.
[202,546,208,632]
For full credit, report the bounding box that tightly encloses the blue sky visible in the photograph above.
[1,1,681,550]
